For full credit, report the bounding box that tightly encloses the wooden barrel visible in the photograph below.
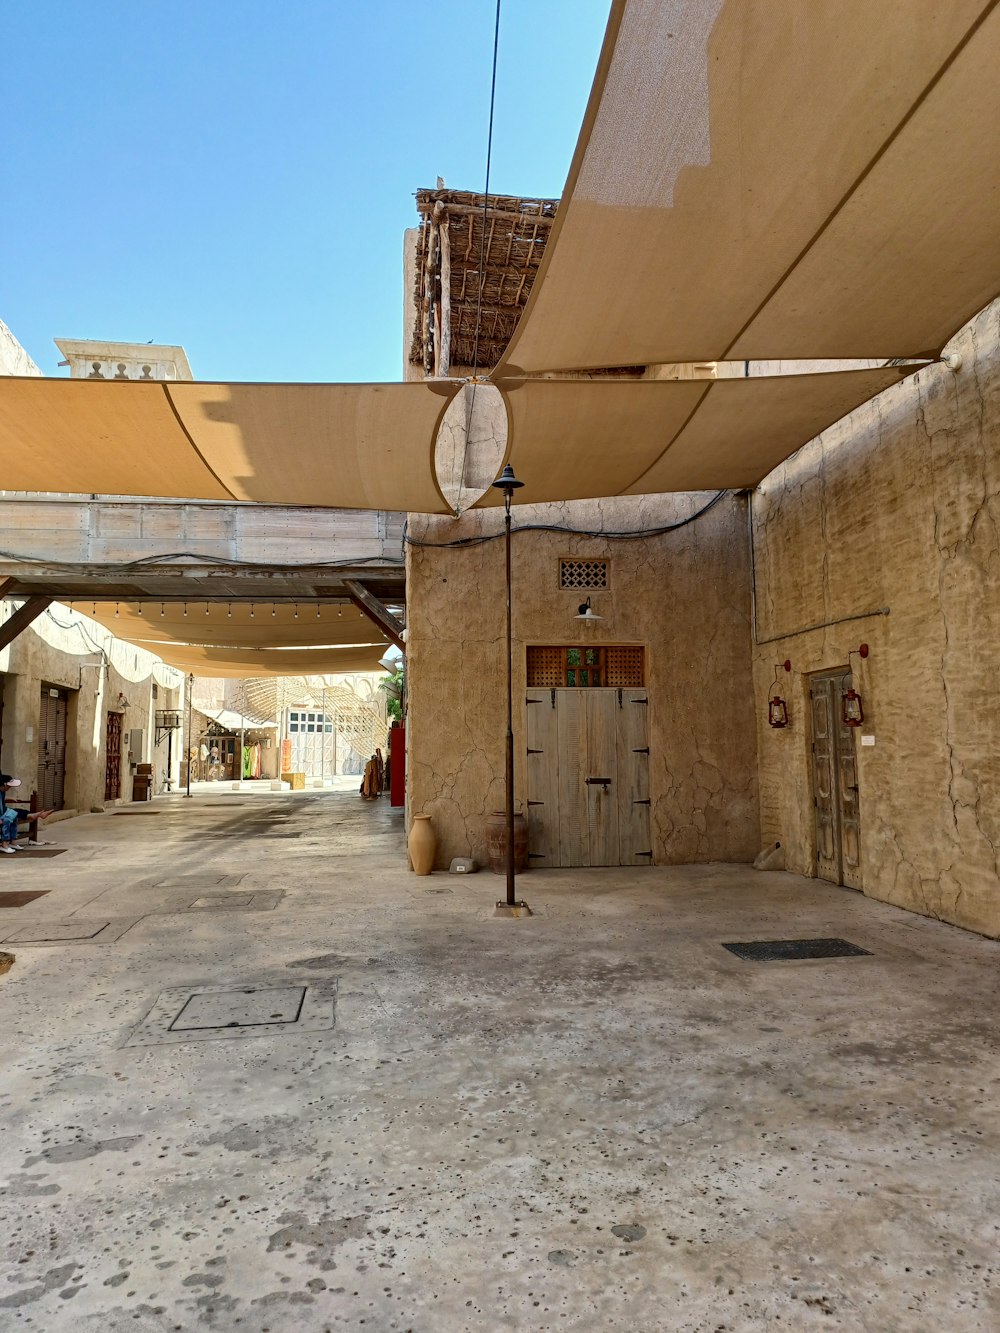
[485,810,529,874]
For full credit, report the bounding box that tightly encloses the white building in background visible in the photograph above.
[54,338,193,382]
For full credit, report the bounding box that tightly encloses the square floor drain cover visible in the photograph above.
[722,937,872,962]
[0,917,137,946]
[125,979,337,1046]
[189,894,255,910]
[0,890,50,908]
[8,921,110,942]
[170,986,306,1030]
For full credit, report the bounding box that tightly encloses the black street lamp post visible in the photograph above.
[491,463,527,912]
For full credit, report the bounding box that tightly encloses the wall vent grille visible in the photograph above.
[559,558,609,590]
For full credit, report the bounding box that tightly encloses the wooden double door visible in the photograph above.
[525,687,651,867]
[810,671,862,889]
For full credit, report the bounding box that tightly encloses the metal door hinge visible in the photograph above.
[632,747,649,754]
[586,777,612,787]
[527,747,543,754]
[636,851,652,857]
[527,799,544,806]
[634,798,651,805]
[630,697,648,705]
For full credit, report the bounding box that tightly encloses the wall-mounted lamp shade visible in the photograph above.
[575,596,603,623]
[768,696,788,728]
[842,689,864,726]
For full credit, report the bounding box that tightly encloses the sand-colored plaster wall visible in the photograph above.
[406,493,758,870]
[0,606,184,810]
[752,300,1000,936]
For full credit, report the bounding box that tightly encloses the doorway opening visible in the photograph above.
[810,670,862,889]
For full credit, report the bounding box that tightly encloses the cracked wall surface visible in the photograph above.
[406,494,758,870]
[752,299,1000,937]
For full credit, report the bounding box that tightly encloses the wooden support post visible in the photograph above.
[342,580,405,653]
[438,217,451,378]
[423,214,440,378]
[28,789,39,843]
[0,597,53,652]
[0,578,17,601]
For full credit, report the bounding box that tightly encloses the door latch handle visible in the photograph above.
[586,777,612,787]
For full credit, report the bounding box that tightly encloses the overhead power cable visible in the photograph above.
[462,0,503,494]
[403,490,727,549]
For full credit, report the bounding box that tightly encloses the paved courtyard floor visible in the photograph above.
[0,791,999,1332]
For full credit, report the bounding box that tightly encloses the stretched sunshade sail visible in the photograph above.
[498,0,1000,373]
[481,366,912,505]
[0,378,457,513]
[87,602,391,651]
[131,642,387,678]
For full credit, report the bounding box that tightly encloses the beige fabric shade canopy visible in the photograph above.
[0,378,457,513]
[132,642,388,678]
[479,366,911,505]
[84,601,390,650]
[3,4,991,518]
[498,0,1000,374]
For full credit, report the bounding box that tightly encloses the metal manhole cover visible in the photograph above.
[0,891,50,908]
[0,918,138,946]
[209,831,302,839]
[153,876,239,889]
[170,986,306,1030]
[722,937,872,962]
[189,894,255,909]
[8,921,110,942]
[125,979,337,1046]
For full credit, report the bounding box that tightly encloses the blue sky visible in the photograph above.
[4,1,610,382]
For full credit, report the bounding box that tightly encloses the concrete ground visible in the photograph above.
[1,793,999,1332]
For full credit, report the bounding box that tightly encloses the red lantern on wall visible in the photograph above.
[768,695,788,728]
[841,688,864,726]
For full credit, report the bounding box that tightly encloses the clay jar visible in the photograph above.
[408,813,436,875]
[485,810,529,875]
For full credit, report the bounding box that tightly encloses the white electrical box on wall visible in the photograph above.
[861,735,876,747]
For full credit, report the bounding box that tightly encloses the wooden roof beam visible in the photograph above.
[343,580,405,654]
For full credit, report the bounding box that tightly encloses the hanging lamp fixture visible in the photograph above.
[767,660,792,728]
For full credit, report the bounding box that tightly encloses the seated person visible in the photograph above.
[0,775,53,852]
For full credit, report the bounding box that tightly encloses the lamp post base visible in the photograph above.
[493,901,533,919]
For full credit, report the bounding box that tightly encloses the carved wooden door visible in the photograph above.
[105,710,122,801]
[526,688,650,868]
[810,672,862,889]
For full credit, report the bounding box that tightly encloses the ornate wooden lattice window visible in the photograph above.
[527,645,645,688]
[558,558,609,590]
